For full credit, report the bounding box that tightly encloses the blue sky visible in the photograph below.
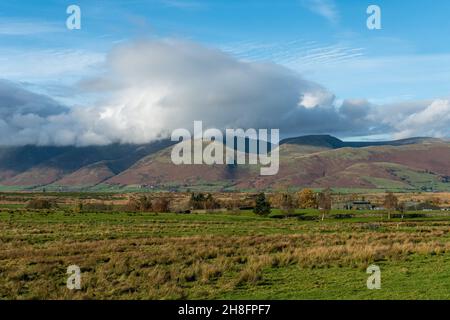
[1,0,450,144]
[1,0,450,102]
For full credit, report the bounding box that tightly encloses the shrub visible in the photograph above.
[332,214,353,219]
[26,199,55,210]
[392,213,426,219]
[224,199,241,214]
[189,193,220,211]
[170,199,191,214]
[125,195,152,212]
[80,202,113,212]
[189,193,206,210]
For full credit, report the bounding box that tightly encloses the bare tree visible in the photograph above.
[280,193,294,217]
[204,193,220,212]
[317,188,332,221]
[398,201,407,219]
[383,192,398,220]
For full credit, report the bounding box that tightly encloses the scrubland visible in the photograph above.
[2,207,450,299]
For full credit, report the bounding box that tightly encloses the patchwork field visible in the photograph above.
[2,206,450,299]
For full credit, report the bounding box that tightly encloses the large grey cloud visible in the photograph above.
[0,39,448,146]
[74,39,372,143]
[0,80,68,118]
[0,80,74,145]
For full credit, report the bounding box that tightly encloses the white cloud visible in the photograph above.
[299,91,334,109]
[300,0,339,24]
[0,20,62,35]
[0,48,105,82]
[0,39,449,146]
[220,40,365,69]
[393,99,450,139]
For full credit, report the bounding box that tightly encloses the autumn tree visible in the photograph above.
[270,193,282,208]
[152,197,170,213]
[298,188,317,209]
[383,192,398,219]
[428,197,441,207]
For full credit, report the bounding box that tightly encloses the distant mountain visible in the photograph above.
[280,135,440,148]
[0,135,449,192]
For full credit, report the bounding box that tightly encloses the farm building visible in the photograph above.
[335,200,376,210]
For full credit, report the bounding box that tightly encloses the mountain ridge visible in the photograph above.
[0,135,448,191]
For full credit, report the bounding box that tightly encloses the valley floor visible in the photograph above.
[1,209,450,299]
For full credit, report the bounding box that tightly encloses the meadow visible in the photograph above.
[2,201,450,300]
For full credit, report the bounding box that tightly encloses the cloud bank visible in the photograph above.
[0,39,448,146]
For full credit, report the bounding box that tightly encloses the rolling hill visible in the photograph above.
[0,135,449,192]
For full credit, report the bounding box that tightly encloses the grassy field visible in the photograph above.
[2,207,450,299]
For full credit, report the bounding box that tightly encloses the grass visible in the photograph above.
[360,163,450,192]
[223,255,450,299]
[2,208,450,299]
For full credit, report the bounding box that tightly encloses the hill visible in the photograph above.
[0,135,448,192]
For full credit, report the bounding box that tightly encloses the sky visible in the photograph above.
[1,0,450,145]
